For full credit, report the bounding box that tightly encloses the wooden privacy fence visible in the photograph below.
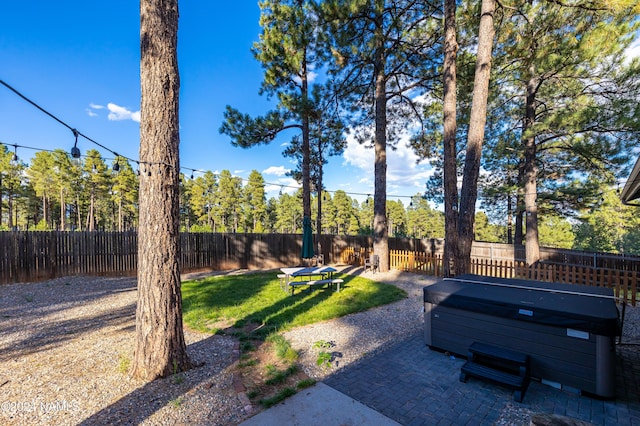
[0,231,139,284]
[0,232,310,285]
[390,250,638,306]
[2,231,638,305]
[0,231,375,285]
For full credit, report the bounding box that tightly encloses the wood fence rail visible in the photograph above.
[0,231,376,285]
[2,231,638,306]
[390,250,638,306]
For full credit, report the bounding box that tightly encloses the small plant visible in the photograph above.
[170,397,184,408]
[238,358,258,368]
[312,340,333,350]
[171,359,184,385]
[266,333,298,362]
[296,379,316,390]
[259,387,296,408]
[118,354,131,374]
[313,340,335,369]
[23,293,34,303]
[264,365,299,386]
[316,351,333,369]
[246,388,259,399]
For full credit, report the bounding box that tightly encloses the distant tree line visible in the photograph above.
[2,142,640,255]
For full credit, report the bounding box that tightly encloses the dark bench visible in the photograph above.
[460,342,530,402]
[289,278,344,295]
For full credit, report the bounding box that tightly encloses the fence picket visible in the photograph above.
[387,249,637,306]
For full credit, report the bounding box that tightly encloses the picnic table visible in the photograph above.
[278,266,343,295]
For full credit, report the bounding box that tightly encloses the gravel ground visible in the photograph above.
[0,275,249,426]
[282,268,435,380]
[0,268,638,425]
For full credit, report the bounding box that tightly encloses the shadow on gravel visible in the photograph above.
[0,278,137,361]
[78,335,240,425]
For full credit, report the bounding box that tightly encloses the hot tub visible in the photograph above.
[423,274,620,398]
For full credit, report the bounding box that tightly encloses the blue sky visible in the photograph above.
[1,1,432,205]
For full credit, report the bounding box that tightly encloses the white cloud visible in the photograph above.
[107,103,140,123]
[625,36,640,63]
[261,166,299,196]
[86,103,105,117]
[263,165,290,176]
[265,177,299,196]
[342,131,433,198]
[293,71,318,85]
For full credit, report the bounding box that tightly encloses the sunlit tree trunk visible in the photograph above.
[131,0,190,381]
[456,0,496,274]
[373,10,389,272]
[60,188,65,231]
[523,70,540,264]
[443,0,459,277]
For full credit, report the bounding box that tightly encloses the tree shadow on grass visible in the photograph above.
[233,274,360,339]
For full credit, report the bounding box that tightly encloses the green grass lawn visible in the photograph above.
[182,271,407,337]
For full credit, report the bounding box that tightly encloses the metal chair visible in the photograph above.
[365,254,379,273]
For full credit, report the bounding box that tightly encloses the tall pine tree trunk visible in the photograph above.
[42,194,47,227]
[373,14,389,273]
[118,198,123,232]
[76,196,82,231]
[8,183,14,229]
[316,167,323,256]
[443,0,459,277]
[456,0,496,274]
[301,50,312,232]
[132,0,190,381]
[60,188,65,231]
[523,72,540,264]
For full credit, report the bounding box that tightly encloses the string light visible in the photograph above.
[70,129,81,159]
[1,79,630,204]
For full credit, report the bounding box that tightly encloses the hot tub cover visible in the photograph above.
[423,274,619,336]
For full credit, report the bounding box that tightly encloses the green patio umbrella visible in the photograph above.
[301,216,315,259]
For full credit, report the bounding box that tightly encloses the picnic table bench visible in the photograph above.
[279,266,343,295]
[287,278,344,295]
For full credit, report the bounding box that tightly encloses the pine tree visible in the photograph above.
[322,0,441,271]
[489,0,640,263]
[220,0,324,233]
[132,0,190,381]
[27,151,56,228]
[244,170,267,233]
[111,156,138,231]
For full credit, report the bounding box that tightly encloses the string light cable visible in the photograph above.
[1,79,628,203]
[0,79,161,171]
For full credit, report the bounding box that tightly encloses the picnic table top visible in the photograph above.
[280,266,337,276]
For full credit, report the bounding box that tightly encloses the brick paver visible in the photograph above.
[324,333,640,425]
